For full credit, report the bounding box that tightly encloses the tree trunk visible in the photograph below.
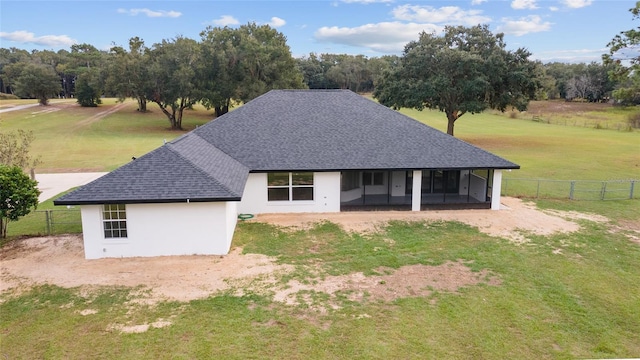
[1,217,7,239]
[137,96,147,112]
[38,96,48,106]
[445,111,457,136]
[176,107,184,130]
[154,102,180,130]
[215,104,229,117]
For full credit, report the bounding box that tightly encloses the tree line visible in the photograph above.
[0,18,634,132]
[0,23,306,130]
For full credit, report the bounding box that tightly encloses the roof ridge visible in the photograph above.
[166,134,245,197]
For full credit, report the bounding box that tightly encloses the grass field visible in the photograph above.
[2,220,639,359]
[1,98,640,359]
[0,99,213,171]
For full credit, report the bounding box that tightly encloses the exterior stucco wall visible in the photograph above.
[238,172,341,214]
[80,202,236,259]
[491,169,503,210]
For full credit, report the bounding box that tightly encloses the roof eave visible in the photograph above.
[53,197,241,206]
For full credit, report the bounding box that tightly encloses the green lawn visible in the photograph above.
[0,99,213,171]
[398,106,640,181]
[2,220,639,359]
[1,98,639,359]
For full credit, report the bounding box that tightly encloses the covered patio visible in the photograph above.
[339,169,502,211]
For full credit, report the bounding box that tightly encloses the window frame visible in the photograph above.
[102,204,128,239]
[267,172,314,202]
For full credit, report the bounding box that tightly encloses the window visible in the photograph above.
[341,171,359,191]
[103,204,127,238]
[362,171,384,186]
[268,172,314,201]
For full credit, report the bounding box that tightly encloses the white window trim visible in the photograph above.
[102,204,128,239]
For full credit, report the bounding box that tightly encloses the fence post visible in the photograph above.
[569,181,575,200]
[45,210,52,235]
[536,180,540,199]
[631,180,636,200]
[600,181,607,201]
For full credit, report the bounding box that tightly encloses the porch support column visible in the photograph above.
[491,169,503,210]
[412,170,422,211]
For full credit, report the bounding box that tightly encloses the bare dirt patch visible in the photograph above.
[72,102,129,129]
[525,100,611,115]
[0,198,610,305]
[267,261,499,311]
[0,235,292,303]
[254,197,607,244]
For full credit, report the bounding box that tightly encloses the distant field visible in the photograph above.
[399,102,639,181]
[1,98,637,179]
[0,99,214,172]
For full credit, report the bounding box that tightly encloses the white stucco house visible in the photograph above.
[55,90,519,259]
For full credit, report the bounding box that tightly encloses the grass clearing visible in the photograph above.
[0,99,213,171]
[2,220,639,359]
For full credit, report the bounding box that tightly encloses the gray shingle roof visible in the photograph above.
[54,135,248,205]
[55,89,518,205]
[194,90,519,171]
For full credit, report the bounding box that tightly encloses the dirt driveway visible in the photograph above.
[1,197,617,307]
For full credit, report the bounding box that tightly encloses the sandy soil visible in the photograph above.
[254,197,608,244]
[0,198,612,307]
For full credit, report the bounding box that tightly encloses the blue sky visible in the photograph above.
[0,0,635,63]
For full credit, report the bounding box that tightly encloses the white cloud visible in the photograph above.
[471,0,488,4]
[340,0,394,3]
[315,22,442,53]
[0,30,77,47]
[511,0,538,10]
[496,15,552,36]
[117,8,181,18]
[561,0,593,9]
[549,6,559,11]
[391,5,491,25]
[534,48,607,63]
[212,15,240,26]
[267,17,286,28]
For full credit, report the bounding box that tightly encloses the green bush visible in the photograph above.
[0,93,19,100]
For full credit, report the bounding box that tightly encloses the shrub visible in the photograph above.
[0,93,19,100]
[627,112,640,129]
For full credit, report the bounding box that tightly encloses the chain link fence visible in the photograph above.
[503,178,638,201]
[33,209,82,235]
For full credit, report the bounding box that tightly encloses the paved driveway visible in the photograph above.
[35,172,108,203]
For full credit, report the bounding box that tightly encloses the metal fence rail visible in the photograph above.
[503,178,638,201]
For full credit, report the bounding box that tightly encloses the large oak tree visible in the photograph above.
[146,36,201,130]
[374,25,539,136]
[199,23,305,117]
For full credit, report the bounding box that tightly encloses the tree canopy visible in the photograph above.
[604,1,640,105]
[13,63,61,105]
[0,165,41,238]
[146,36,201,130]
[199,23,305,117]
[374,25,540,136]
